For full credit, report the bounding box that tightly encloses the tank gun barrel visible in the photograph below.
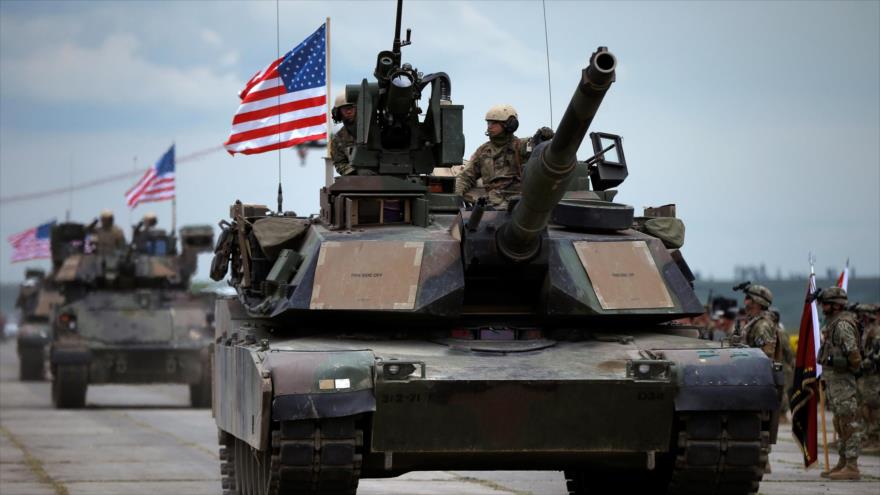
[496,47,617,262]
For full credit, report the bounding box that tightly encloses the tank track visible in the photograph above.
[668,411,770,495]
[564,411,770,495]
[219,416,363,495]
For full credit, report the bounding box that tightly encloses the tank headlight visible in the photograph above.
[58,313,77,332]
[380,360,425,381]
[627,359,673,381]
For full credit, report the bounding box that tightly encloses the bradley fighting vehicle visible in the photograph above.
[49,220,215,408]
[209,2,782,493]
[15,268,64,380]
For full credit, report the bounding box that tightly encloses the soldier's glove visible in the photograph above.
[532,127,554,144]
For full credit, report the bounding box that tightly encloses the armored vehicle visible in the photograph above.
[209,2,782,493]
[15,268,64,380]
[49,221,215,408]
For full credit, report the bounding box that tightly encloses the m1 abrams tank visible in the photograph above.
[48,221,215,408]
[15,268,64,380]
[209,2,782,493]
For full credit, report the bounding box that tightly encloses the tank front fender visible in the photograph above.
[266,350,376,421]
[663,348,783,412]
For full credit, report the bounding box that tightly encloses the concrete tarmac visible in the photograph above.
[0,340,877,494]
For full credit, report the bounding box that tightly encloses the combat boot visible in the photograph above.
[827,457,860,481]
[820,456,846,478]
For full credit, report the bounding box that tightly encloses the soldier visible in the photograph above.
[133,212,159,253]
[817,287,863,480]
[87,209,126,255]
[771,308,796,422]
[737,284,778,359]
[454,104,553,207]
[854,303,880,453]
[329,93,357,176]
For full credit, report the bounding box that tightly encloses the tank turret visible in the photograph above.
[497,47,617,261]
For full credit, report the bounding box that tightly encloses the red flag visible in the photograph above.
[836,259,849,291]
[789,272,820,468]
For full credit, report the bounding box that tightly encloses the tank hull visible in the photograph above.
[213,297,781,478]
[49,290,213,407]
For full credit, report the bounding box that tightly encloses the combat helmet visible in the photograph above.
[331,93,355,123]
[818,286,847,306]
[744,284,773,308]
[485,104,519,133]
[852,303,878,319]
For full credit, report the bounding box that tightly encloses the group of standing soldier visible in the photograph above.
[816,289,879,480]
[736,285,879,480]
[329,92,552,205]
[689,283,879,480]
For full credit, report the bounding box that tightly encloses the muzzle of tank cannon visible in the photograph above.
[496,47,617,262]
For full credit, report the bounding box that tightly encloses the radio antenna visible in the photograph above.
[541,0,554,127]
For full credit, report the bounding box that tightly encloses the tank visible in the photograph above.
[210,2,782,493]
[14,268,64,380]
[48,220,215,408]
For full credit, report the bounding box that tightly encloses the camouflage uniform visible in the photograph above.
[819,310,864,461]
[740,310,778,360]
[858,316,880,448]
[330,125,356,176]
[454,135,532,207]
[92,225,126,255]
[777,325,795,415]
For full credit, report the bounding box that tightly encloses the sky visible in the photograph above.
[1,0,878,284]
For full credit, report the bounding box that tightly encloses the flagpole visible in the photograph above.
[325,16,333,188]
[818,381,830,471]
[809,255,830,472]
[171,144,177,236]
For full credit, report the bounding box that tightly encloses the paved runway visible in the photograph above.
[0,340,877,494]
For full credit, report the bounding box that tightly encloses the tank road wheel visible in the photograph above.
[19,348,45,381]
[220,416,363,495]
[189,375,212,408]
[666,411,770,495]
[51,364,87,409]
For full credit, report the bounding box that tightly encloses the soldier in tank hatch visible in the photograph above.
[132,212,161,253]
[735,284,778,360]
[817,287,863,480]
[87,209,126,255]
[455,104,554,208]
[329,92,357,177]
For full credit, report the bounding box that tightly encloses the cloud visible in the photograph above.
[2,32,242,110]
[219,51,240,67]
[200,28,223,47]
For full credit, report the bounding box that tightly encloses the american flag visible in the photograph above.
[224,23,327,155]
[126,145,175,208]
[8,220,54,263]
